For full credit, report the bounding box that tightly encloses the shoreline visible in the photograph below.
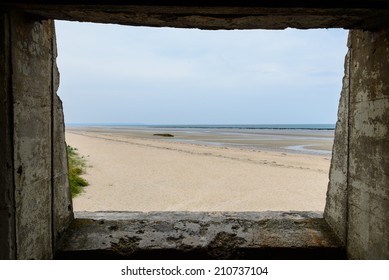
[66,129,331,212]
[66,125,334,156]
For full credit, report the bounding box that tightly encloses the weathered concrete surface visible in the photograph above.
[324,44,351,245]
[52,24,73,251]
[3,1,389,30]
[0,13,16,260]
[325,30,389,259]
[11,12,54,259]
[347,30,389,259]
[57,212,344,259]
[0,12,73,259]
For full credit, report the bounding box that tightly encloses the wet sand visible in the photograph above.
[66,127,332,212]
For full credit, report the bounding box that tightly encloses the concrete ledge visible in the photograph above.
[56,211,345,259]
[3,1,389,29]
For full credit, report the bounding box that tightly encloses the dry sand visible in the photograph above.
[66,131,331,212]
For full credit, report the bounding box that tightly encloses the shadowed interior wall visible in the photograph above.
[325,30,389,259]
[52,23,74,251]
[324,38,351,246]
[0,12,72,259]
[0,12,15,260]
[11,12,53,260]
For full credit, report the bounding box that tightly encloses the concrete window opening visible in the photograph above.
[1,2,388,260]
[57,22,346,213]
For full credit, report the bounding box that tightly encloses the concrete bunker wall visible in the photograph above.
[0,13,73,259]
[0,2,389,259]
[325,30,389,259]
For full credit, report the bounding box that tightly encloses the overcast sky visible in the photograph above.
[55,21,348,125]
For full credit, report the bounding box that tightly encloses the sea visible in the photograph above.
[67,123,335,130]
[66,124,335,156]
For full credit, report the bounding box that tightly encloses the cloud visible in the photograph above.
[55,21,348,124]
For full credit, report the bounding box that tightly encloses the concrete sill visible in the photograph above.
[56,211,345,259]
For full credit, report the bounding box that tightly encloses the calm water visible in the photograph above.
[67,123,335,130]
[147,124,335,130]
[67,124,335,155]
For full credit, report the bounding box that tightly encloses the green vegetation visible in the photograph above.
[67,145,88,197]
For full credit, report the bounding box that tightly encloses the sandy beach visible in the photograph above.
[65,127,332,212]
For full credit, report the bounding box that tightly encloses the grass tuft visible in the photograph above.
[67,145,88,197]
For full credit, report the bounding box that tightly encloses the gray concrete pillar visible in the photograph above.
[0,12,72,259]
[325,30,389,259]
